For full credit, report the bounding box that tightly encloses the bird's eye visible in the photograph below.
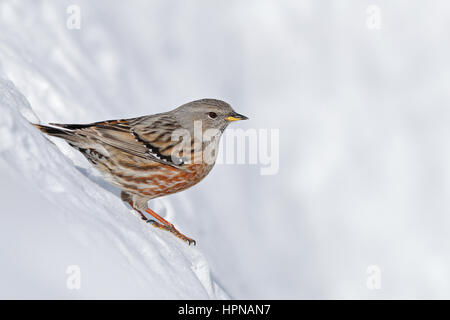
[208,112,217,119]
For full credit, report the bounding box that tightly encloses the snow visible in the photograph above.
[2,0,450,299]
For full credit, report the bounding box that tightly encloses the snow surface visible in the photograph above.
[2,0,450,299]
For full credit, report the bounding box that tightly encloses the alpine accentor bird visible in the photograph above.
[33,99,248,245]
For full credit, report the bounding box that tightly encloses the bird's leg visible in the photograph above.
[144,207,196,246]
[127,201,196,245]
[128,201,148,221]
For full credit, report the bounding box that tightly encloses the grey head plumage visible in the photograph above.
[166,98,248,134]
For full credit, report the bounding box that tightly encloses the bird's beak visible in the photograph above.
[225,112,249,122]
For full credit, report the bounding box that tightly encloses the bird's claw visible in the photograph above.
[147,220,196,245]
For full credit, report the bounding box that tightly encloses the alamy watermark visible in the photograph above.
[66,265,81,290]
[168,121,279,175]
[366,5,381,30]
[66,5,81,30]
[366,265,381,290]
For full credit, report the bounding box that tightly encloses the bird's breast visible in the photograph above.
[107,153,213,198]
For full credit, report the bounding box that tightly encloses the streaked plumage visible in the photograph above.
[33,99,248,244]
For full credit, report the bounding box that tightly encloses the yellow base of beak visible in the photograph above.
[225,116,242,122]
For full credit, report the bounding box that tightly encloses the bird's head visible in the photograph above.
[174,98,248,134]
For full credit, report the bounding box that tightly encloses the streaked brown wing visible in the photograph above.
[53,116,187,169]
[130,115,189,164]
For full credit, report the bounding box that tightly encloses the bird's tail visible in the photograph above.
[32,123,77,142]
